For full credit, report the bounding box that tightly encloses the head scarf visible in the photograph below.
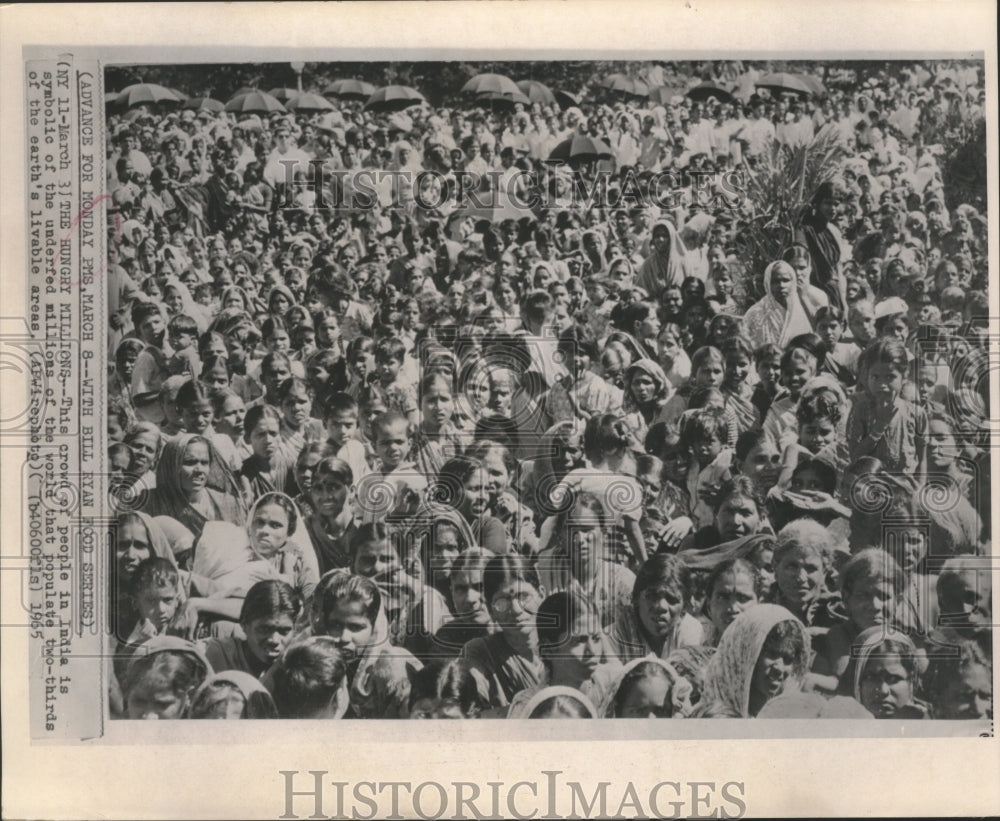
[120,510,179,567]
[161,275,210,333]
[848,626,918,706]
[699,604,809,718]
[757,691,872,718]
[126,634,213,678]
[637,219,689,297]
[191,520,278,597]
[623,358,670,411]
[400,502,479,563]
[266,283,298,315]
[741,261,812,349]
[520,685,598,719]
[151,433,246,535]
[152,516,195,561]
[600,656,694,717]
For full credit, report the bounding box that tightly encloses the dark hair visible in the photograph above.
[753,342,782,366]
[535,590,600,663]
[435,455,485,509]
[679,406,727,449]
[252,491,298,535]
[190,678,278,719]
[713,475,762,515]
[796,386,843,425]
[612,660,675,717]
[167,313,199,337]
[407,658,482,717]
[175,378,214,412]
[130,556,180,597]
[583,413,631,462]
[375,336,406,364]
[791,457,838,495]
[239,579,302,625]
[322,391,359,420]
[633,553,692,607]
[759,621,809,674]
[271,639,347,718]
[314,572,381,628]
[123,650,208,711]
[557,324,600,361]
[482,553,541,608]
[703,557,761,611]
[243,404,282,443]
[372,409,409,442]
[734,428,766,463]
[861,336,908,375]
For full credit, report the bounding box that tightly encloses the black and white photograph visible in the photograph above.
[2,2,998,818]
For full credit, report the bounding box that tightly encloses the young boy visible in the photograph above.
[814,305,858,387]
[751,343,782,422]
[115,557,183,691]
[247,352,293,411]
[130,302,173,423]
[374,337,419,425]
[776,384,845,489]
[762,345,818,450]
[355,411,427,523]
[680,407,734,530]
[321,392,370,484]
[166,314,201,378]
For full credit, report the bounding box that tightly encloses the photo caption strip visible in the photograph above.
[16,52,105,739]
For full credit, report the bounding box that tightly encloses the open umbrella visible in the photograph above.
[104,91,120,107]
[183,96,225,114]
[166,87,188,104]
[471,90,531,111]
[225,90,286,115]
[547,134,614,166]
[686,82,736,105]
[287,92,335,113]
[600,74,649,99]
[517,80,557,107]
[755,72,812,98]
[323,78,376,100]
[363,85,426,113]
[461,72,521,97]
[554,89,580,109]
[116,83,183,108]
[797,74,827,97]
[268,87,301,103]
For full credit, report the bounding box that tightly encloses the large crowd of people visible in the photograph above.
[105,59,992,721]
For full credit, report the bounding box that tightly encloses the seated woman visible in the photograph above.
[681,475,768,551]
[141,433,247,540]
[612,553,705,662]
[182,492,319,631]
[840,626,930,719]
[506,590,621,718]
[461,554,547,712]
[536,492,635,631]
[765,519,844,636]
[696,604,810,718]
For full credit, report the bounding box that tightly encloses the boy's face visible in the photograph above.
[757,357,781,388]
[138,313,166,347]
[781,357,815,396]
[375,419,409,470]
[800,418,837,454]
[325,410,358,446]
[487,375,513,416]
[135,583,180,632]
[377,355,402,385]
[692,433,723,467]
[225,337,247,365]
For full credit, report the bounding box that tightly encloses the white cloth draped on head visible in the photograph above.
[519,685,599,719]
[600,655,694,717]
[636,219,690,298]
[699,604,809,718]
[741,261,813,349]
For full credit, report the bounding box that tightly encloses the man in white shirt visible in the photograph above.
[263,123,310,189]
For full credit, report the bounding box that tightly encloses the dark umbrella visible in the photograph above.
[323,78,376,100]
[600,73,649,99]
[224,90,287,115]
[554,89,580,109]
[471,90,531,111]
[268,87,301,103]
[755,72,812,98]
[461,72,521,96]
[363,85,426,113]
[183,96,225,114]
[517,80,557,107]
[686,82,736,105]
[547,134,614,165]
[116,83,183,108]
[287,92,335,113]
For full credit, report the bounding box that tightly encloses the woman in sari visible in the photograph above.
[742,261,813,350]
[796,181,847,313]
[637,219,689,299]
[696,603,810,717]
[141,433,247,540]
